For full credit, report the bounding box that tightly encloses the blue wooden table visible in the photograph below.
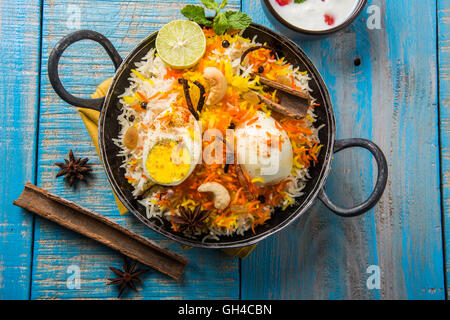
[0,0,448,300]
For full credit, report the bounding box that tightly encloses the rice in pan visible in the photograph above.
[114,27,323,240]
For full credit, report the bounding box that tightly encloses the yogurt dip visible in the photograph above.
[270,0,360,31]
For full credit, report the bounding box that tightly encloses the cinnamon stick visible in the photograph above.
[255,92,308,120]
[258,75,312,101]
[13,183,188,280]
[252,74,311,119]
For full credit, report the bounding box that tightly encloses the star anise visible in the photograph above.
[170,205,209,233]
[107,257,148,298]
[55,150,92,186]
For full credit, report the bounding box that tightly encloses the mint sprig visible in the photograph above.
[181,5,212,27]
[201,0,219,10]
[181,0,252,35]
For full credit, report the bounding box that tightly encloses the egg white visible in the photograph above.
[235,111,293,186]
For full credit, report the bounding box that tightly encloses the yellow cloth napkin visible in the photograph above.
[78,79,256,259]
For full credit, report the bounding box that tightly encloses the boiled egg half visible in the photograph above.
[142,107,202,186]
[234,111,293,186]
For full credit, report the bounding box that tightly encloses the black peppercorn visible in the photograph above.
[129,115,135,122]
[258,65,264,73]
[140,102,147,110]
[228,122,236,130]
[257,195,266,203]
[222,40,230,48]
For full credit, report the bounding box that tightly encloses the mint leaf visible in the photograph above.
[294,0,306,3]
[181,5,212,27]
[213,12,229,35]
[201,0,219,10]
[181,2,251,34]
[225,11,252,30]
[218,0,228,10]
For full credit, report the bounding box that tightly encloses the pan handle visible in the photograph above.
[318,138,388,217]
[48,30,123,111]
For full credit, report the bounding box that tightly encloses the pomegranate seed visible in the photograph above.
[276,0,292,6]
[324,14,335,26]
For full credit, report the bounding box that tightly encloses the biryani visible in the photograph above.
[113,15,323,240]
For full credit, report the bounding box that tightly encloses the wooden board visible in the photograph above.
[32,0,240,299]
[438,0,450,297]
[0,0,42,299]
[241,0,446,299]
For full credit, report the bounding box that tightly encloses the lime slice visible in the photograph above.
[156,20,206,69]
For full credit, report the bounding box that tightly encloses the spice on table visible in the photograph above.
[55,149,92,186]
[107,257,148,298]
[13,183,188,280]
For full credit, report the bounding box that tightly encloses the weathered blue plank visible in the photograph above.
[0,0,42,299]
[241,0,445,299]
[2,0,444,300]
[33,0,240,299]
[438,0,450,297]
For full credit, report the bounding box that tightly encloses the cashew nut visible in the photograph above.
[242,90,260,105]
[203,67,227,105]
[276,74,291,86]
[123,126,139,150]
[198,182,231,210]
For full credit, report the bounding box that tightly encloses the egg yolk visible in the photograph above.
[146,140,192,185]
